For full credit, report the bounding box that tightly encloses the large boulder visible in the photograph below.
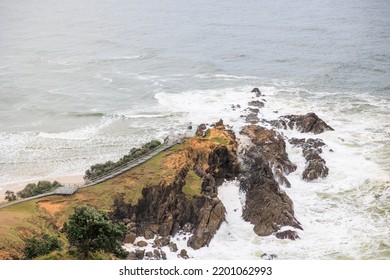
[271,113,334,134]
[251,87,262,97]
[248,100,265,108]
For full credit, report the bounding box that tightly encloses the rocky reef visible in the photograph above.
[239,125,302,238]
[237,88,334,240]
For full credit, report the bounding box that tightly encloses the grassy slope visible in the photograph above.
[0,127,235,259]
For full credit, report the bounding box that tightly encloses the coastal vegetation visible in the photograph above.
[17,181,61,199]
[62,206,127,258]
[84,140,161,181]
[23,233,62,259]
[4,190,17,202]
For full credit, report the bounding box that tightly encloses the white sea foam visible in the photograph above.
[38,117,114,140]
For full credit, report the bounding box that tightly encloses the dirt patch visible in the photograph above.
[37,200,65,216]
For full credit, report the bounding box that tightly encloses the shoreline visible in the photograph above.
[0,174,84,202]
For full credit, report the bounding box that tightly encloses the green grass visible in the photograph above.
[182,170,202,197]
[210,137,228,145]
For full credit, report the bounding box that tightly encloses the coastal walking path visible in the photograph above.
[0,137,182,210]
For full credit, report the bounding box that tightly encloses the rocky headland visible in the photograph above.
[0,88,334,260]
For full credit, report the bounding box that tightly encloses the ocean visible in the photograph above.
[0,0,389,259]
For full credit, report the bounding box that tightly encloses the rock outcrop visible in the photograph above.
[248,100,265,108]
[289,138,329,181]
[241,125,296,188]
[123,120,239,250]
[251,87,262,97]
[270,113,334,134]
[239,125,302,237]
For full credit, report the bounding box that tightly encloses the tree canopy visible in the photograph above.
[84,140,161,181]
[4,190,17,202]
[17,181,61,198]
[62,206,127,259]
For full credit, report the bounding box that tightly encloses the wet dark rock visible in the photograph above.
[251,87,262,97]
[153,249,161,260]
[135,249,145,260]
[187,196,226,249]
[289,138,329,181]
[206,145,240,186]
[274,169,291,188]
[288,138,306,146]
[144,229,155,240]
[137,240,148,247]
[195,123,207,137]
[231,104,241,110]
[201,174,216,195]
[126,251,137,260]
[247,107,260,114]
[275,230,300,240]
[248,100,265,108]
[245,113,260,124]
[179,249,189,259]
[241,125,297,175]
[182,223,193,233]
[239,125,302,237]
[261,253,278,260]
[302,159,329,181]
[168,241,178,252]
[213,119,225,129]
[154,236,171,248]
[270,113,334,134]
[161,250,167,260]
[124,233,137,244]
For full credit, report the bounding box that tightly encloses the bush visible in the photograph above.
[23,234,62,259]
[84,140,161,181]
[62,206,127,259]
[4,190,17,202]
[17,181,61,198]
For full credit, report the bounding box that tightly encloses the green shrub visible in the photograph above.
[23,233,63,259]
[84,140,162,181]
[4,190,17,202]
[17,181,61,198]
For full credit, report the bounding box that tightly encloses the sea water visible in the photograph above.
[0,0,389,259]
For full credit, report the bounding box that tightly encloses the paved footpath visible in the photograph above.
[0,140,181,210]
